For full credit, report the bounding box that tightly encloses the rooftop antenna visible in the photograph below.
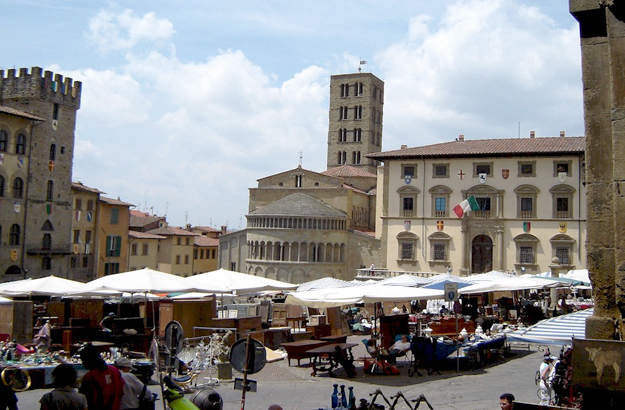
[358,59,367,73]
[518,122,521,138]
[298,150,303,167]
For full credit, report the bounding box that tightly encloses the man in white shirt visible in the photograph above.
[115,357,145,410]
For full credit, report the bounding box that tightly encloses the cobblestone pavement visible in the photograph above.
[14,336,545,410]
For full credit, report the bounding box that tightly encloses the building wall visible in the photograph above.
[69,189,98,281]
[327,73,384,174]
[192,246,218,275]
[128,238,160,271]
[96,202,130,277]
[0,67,81,279]
[381,153,586,275]
[157,236,194,277]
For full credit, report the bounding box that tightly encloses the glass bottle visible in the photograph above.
[340,385,348,408]
[331,384,339,409]
[348,386,356,410]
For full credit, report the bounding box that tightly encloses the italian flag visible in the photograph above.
[453,196,480,218]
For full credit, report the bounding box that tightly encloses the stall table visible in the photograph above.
[281,340,327,367]
[306,342,357,377]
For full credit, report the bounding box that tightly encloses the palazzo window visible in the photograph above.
[550,185,575,219]
[515,185,539,219]
[550,234,575,267]
[401,164,416,180]
[398,186,420,218]
[0,130,7,152]
[10,224,20,246]
[16,134,26,155]
[13,177,23,199]
[397,232,418,261]
[354,106,363,120]
[553,160,573,177]
[42,256,52,270]
[518,161,536,177]
[429,185,452,218]
[514,233,539,268]
[473,162,493,177]
[0,176,4,197]
[432,163,449,179]
[428,232,451,263]
[42,234,52,250]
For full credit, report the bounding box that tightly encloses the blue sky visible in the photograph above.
[1,0,584,229]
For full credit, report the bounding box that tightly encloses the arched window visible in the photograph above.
[10,224,20,245]
[42,220,54,231]
[42,234,52,250]
[16,134,26,155]
[0,130,7,152]
[13,178,23,199]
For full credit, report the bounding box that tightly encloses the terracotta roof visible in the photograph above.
[342,183,368,194]
[129,231,166,239]
[249,193,346,218]
[192,226,220,233]
[195,236,219,247]
[130,214,166,228]
[322,165,376,178]
[0,105,45,121]
[72,182,104,194]
[146,226,199,237]
[367,136,585,160]
[100,196,135,207]
[353,228,376,238]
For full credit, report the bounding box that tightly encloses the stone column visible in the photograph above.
[459,223,469,276]
[570,0,625,339]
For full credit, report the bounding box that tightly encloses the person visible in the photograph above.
[100,312,116,332]
[539,353,556,405]
[370,263,375,276]
[268,406,283,410]
[387,335,411,364]
[78,343,125,410]
[0,380,18,410]
[439,304,449,316]
[34,320,52,352]
[365,338,379,357]
[40,364,88,410]
[499,393,514,410]
[114,357,145,410]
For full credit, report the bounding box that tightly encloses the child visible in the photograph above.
[40,364,88,410]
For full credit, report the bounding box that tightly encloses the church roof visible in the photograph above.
[249,193,346,218]
[322,165,376,178]
[368,136,585,160]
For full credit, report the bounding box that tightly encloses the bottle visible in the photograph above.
[340,385,347,408]
[348,386,356,410]
[331,384,339,409]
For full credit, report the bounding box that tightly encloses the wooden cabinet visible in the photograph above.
[379,314,409,350]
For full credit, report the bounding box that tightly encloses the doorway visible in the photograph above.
[471,234,493,273]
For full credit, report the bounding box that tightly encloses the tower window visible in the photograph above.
[354,128,362,142]
[50,144,56,161]
[354,106,363,120]
[53,103,60,120]
[46,180,54,201]
[13,178,23,199]
[0,176,4,197]
[0,130,7,152]
[295,175,302,187]
[16,134,26,155]
[10,224,20,245]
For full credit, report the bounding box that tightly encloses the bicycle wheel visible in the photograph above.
[1,366,31,392]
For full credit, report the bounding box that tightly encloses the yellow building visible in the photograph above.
[70,182,103,281]
[145,226,198,277]
[96,196,134,276]
[128,230,165,271]
[192,235,219,275]
[368,135,586,276]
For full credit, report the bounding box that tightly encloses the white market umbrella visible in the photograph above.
[0,296,12,303]
[285,284,444,308]
[467,271,515,282]
[78,268,228,294]
[422,273,475,290]
[296,277,355,291]
[189,269,297,294]
[506,308,593,345]
[377,274,431,287]
[459,276,561,294]
[562,269,591,284]
[0,275,89,297]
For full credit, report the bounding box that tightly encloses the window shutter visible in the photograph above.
[106,236,112,256]
[115,236,122,257]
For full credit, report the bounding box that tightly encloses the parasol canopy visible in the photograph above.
[506,307,593,345]
[285,284,444,308]
[296,277,358,292]
[459,276,563,294]
[0,275,89,297]
[78,268,229,294]
[376,274,431,287]
[188,268,297,294]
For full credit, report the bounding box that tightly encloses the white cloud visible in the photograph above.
[88,6,175,54]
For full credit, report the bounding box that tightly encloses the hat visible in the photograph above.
[108,312,116,317]
[544,354,556,361]
[114,357,134,369]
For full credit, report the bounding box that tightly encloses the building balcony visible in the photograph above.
[355,268,438,281]
[26,246,71,255]
[471,210,491,219]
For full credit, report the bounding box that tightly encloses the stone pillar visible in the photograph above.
[495,228,504,271]
[549,257,562,312]
[570,0,625,339]
[459,223,469,276]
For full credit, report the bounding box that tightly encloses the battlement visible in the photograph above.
[0,66,82,109]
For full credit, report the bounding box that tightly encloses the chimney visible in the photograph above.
[221,225,227,235]
[529,131,535,138]
[186,223,191,230]
[458,134,465,142]
[401,145,407,149]
[560,131,565,137]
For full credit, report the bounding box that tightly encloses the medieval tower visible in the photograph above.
[327,72,384,174]
[0,67,82,279]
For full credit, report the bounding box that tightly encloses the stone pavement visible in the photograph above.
[14,336,546,410]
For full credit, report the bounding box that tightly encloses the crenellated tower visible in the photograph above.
[0,67,82,279]
[327,72,384,174]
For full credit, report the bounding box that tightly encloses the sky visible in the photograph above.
[1,0,585,229]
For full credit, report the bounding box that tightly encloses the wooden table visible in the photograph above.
[281,340,327,367]
[319,335,348,344]
[307,342,358,377]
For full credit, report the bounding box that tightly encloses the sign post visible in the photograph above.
[444,283,461,372]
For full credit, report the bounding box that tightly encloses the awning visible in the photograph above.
[506,308,593,345]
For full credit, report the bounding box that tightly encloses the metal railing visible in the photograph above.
[355,268,438,280]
